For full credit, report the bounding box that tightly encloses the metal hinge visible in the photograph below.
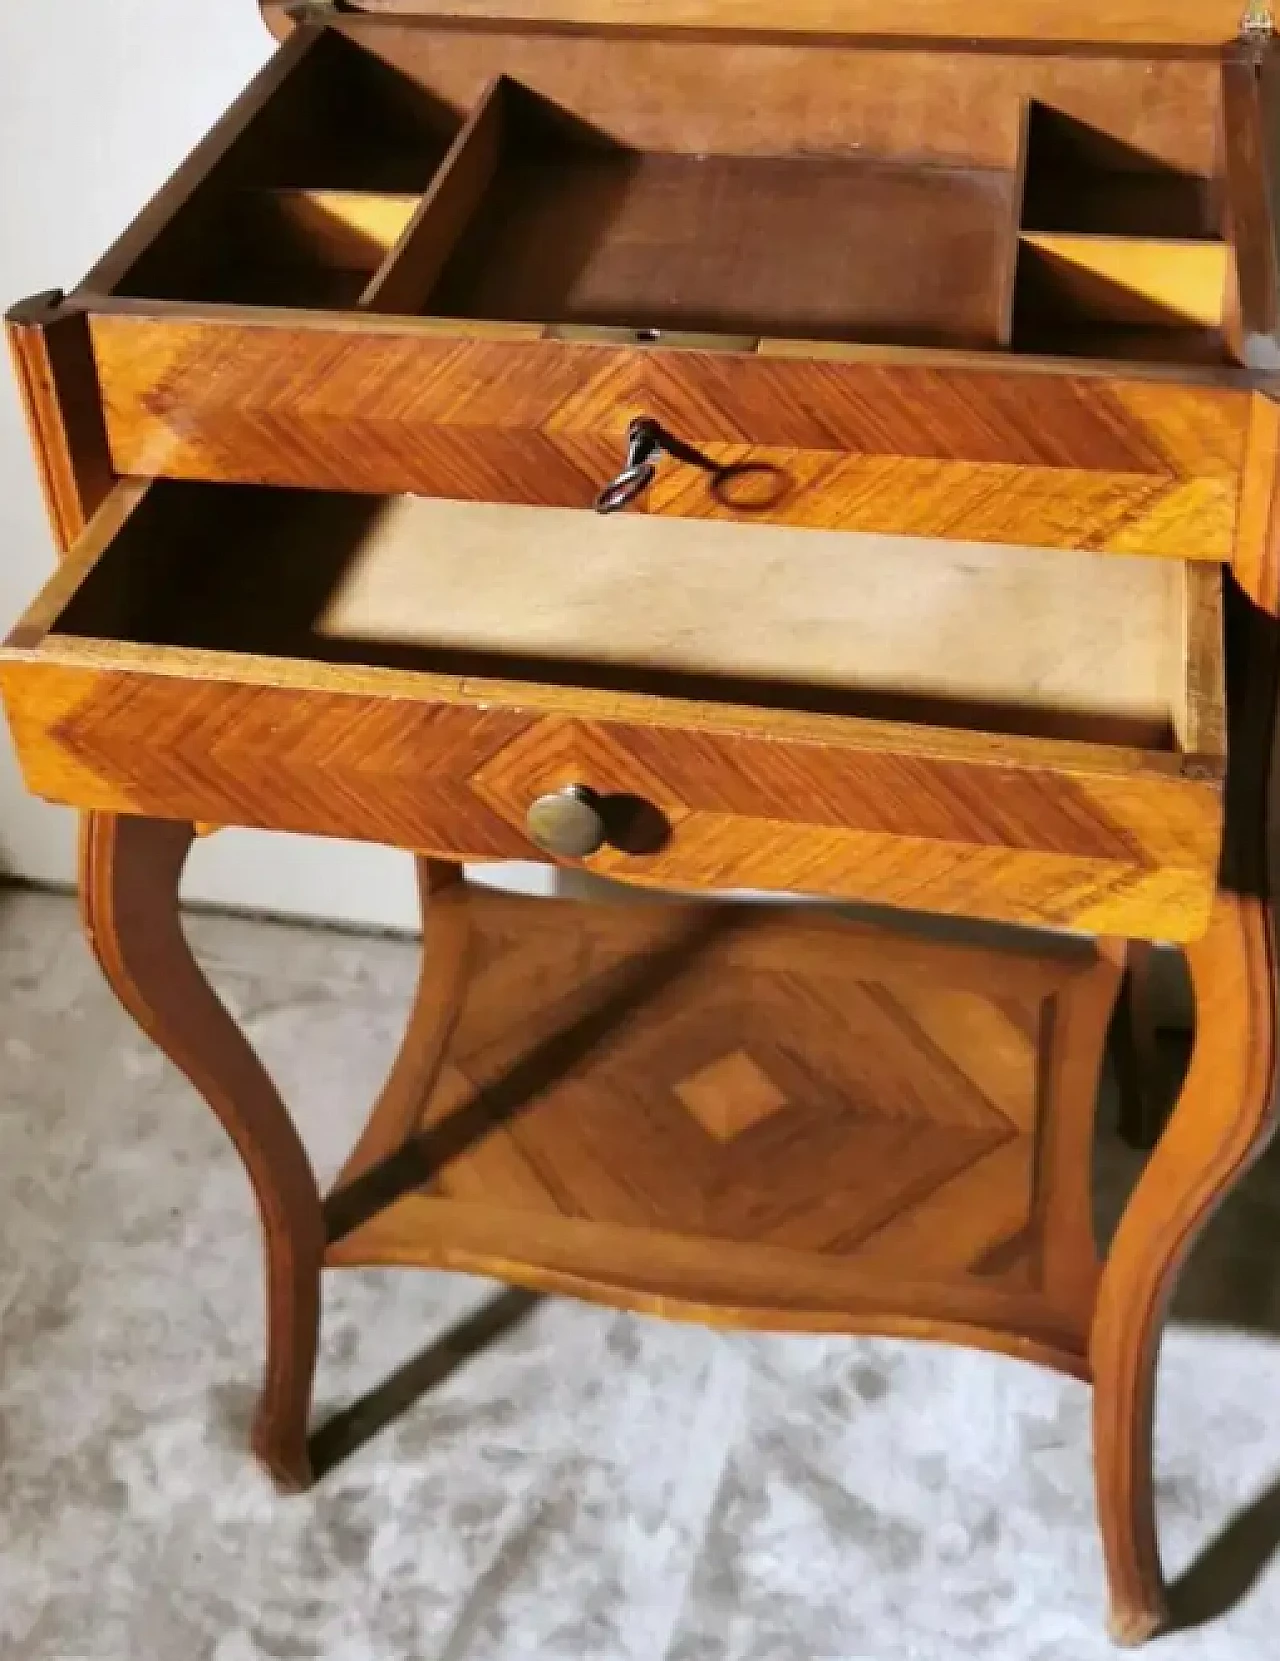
[285,0,345,20]
[1241,3,1276,39]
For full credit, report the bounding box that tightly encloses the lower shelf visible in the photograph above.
[324,884,1123,1376]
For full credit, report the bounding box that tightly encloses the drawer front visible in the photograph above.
[2,657,1222,940]
[89,313,1253,562]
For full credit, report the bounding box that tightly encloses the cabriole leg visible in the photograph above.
[79,812,326,1490]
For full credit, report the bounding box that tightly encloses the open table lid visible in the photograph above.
[266,0,1267,49]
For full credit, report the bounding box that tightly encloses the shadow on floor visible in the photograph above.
[1160,1124,1280,1631]
[1168,1470,1280,1633]
[308,1286,542,1481]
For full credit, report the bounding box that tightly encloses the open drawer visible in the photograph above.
[0,478,1226,941]
[20,10,1278,565]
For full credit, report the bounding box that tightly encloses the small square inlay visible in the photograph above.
[675,1049,789,1142]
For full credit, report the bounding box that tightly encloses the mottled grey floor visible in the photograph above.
[3,884,1280,1660]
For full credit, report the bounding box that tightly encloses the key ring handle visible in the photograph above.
[593,415,788,515]
[594,417,721,515]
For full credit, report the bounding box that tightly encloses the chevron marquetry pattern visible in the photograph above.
[4,661,1222,939]
[326,889,1110,1355]
[89,314,1252,557]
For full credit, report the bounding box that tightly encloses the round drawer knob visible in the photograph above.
[525,785,607,858]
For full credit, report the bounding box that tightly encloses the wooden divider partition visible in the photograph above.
[77,19,1241,364]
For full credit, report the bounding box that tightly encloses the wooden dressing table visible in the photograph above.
[4,0,1280,1642]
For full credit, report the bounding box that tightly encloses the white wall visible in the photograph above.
[0,2,446,927]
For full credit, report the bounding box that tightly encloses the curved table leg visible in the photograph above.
[79,812,326,1491]
[1091,892,1278,1644]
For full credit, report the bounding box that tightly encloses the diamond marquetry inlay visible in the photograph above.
[327,883,1115,1373]
[384,894,1079,1286]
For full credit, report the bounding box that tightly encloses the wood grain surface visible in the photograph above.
[325,881,1120,1372]
[312,495,1200,747]
[6,294,115,557]
[0,471,1227,942]
[164,189,422,310]
[1016,236,1230,331]
[423,142,1018,347]
[255,20,1227,173]
[263,189,421,267]
[360,76,506,314]
[8,8,1275,1632]
[35,478,1208,752]
[1222,43,1280,373]
[85,313,1255,559]
[1253,45,1280,367]
[270,2,1245,51]
[1234,392,1280,615]
[0,646,1223,940]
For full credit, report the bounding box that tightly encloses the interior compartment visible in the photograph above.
[1012,235,1231,363]
[409,80,1019,347]
[46,482,1222,757]
[123,188,422,309]
[73,17,1243,368]
[1019,104,1221,240]
[1010,103,1231,364]
[98,30,462,306]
